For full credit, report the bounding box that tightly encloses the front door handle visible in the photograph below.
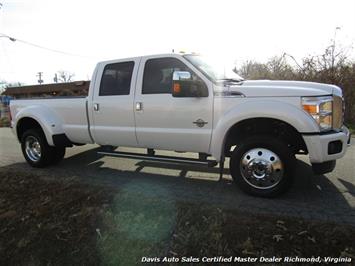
[94,103,100,111]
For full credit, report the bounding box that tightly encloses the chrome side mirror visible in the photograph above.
[173,71,192,81]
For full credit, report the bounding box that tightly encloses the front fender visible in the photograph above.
[15,105,65,146]
[210,99,319,160]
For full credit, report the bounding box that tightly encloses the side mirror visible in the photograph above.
[172,71,208,97]
[173,71,191,81]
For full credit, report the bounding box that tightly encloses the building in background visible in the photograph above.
[2,81,90,99]
[0,81,90,127]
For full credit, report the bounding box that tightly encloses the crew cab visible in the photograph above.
[10,53,351,197]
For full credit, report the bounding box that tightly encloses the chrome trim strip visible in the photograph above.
[214,91,245,97]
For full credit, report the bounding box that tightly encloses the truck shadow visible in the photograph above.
[134,160,230,176]
[337,178,355,196]
[0,146,353,226]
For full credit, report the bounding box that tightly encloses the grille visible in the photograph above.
[332,95,343,130]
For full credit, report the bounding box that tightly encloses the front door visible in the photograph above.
[134,55,213,153]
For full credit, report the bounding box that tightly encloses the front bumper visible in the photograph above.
[303,126,350,164]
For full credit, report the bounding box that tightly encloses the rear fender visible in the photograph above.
[15,105,64,146]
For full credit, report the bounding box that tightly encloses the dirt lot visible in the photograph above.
[0,169,354,265]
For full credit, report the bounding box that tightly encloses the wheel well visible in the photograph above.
[224,118,307,156]
[16,117,43,142]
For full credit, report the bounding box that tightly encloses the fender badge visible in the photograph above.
[193,119,208,128]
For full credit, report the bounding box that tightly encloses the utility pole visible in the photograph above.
[37,72,43,84]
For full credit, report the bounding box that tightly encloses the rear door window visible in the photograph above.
[99,61,134,96]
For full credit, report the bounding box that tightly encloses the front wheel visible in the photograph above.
[229,136,296,198]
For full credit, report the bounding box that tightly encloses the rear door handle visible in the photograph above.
[94,103,99,111]
[135,102,143,111]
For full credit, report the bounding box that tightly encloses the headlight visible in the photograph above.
[302,96,333,132]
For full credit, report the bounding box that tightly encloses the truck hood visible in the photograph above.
[224,80,342,97]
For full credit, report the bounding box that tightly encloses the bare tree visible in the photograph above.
[57,70,75,83]
[0,81,23,94]
[236,32,355,125]
[238,56,296,80]
[238,60,270,79]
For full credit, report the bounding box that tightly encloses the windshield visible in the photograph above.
[184,54,244,82]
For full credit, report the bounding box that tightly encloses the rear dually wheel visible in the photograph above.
[21,129,59,168]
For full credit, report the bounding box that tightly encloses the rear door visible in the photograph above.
[91,58,140,146]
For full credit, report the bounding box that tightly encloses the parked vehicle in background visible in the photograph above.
[9,53,351,197]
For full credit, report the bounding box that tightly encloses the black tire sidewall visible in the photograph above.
[230,135,296,198]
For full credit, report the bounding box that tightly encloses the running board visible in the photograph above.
[97,150,218,167]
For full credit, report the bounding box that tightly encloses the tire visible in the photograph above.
[21,129,56,168]
[229,135,296,198]
[51,146,66,164]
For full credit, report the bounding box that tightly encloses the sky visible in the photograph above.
[0,0,355,85]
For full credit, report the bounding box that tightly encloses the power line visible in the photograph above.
[0,32,95,59]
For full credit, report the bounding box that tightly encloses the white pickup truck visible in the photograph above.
[10,53,351,197]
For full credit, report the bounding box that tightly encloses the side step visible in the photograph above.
[97,150,218,167]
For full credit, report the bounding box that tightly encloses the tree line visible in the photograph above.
[237,41,355,126]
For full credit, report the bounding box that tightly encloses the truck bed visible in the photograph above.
[10,97,92,144]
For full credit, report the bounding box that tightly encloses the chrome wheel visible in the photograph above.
[240,148,283,190]
[25,136,42,162]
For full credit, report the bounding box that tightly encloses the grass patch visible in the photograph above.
[0,170,114,265]
[0,169,354,265]
[170,203,354,259]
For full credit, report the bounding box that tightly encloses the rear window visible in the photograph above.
[99,61,134,96]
